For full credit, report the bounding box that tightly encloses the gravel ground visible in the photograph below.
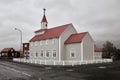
[0,59,120,80]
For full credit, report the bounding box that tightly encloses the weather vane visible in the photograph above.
[43,8,46,15]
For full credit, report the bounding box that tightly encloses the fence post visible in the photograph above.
[63,61,65,66]
[45,60,47,65]
[72,61,74,66]
[79,61,81,65]
[53,61,55,66]
[35,60,37,64]
[39,60,41,65]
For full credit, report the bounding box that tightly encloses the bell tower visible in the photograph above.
[41,8,48,29]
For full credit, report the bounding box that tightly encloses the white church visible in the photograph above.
[29,9,94,65]
[14,9,112,65]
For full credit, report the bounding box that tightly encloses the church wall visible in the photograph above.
[60,25,77,60]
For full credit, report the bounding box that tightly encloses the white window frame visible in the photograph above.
[36,52,38,57]
[52,50,57,58]
[46,50,50,57]
[70,49,76,58]
[40,50,44,57]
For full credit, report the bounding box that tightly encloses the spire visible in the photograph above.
[41,8,48,29]
[41,8,47,23]
[43,8,46,15]
[41,15,48,23]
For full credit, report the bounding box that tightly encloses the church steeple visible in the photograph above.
[41,8,48,29]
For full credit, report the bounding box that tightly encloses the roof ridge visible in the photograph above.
[35,23,72,33]
[3,47,11,49]
[77,32,88,34]
[69,32,88,35]
[48,23,72,30]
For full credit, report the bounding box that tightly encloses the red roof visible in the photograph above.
[35,29,47,33]
[41,15,47,23]
[1,48,13,52]
[94,46,102,52]
[30,23,72,42]
[65,32,88,44]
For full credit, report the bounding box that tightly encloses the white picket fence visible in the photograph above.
[13,58,112,66]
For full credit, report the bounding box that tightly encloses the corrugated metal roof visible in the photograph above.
[30,23,72,42]
[65,32,88,44]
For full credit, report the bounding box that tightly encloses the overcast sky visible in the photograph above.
[0,0,120,50]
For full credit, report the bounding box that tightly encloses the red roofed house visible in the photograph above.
[29,9,94,65]
[94,45,103,60]
[0,48,20,59]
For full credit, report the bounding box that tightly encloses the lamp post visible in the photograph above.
[15,28,22,59]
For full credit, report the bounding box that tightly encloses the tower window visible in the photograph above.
[46,24,47,27]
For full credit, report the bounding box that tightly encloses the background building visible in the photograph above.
[94,45,102,60]
[23,43,29,59]
[0,48,20,59]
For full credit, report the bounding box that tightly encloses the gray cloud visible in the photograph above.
[0,0,120,50]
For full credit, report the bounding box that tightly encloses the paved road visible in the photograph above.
[0,60,120,80]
